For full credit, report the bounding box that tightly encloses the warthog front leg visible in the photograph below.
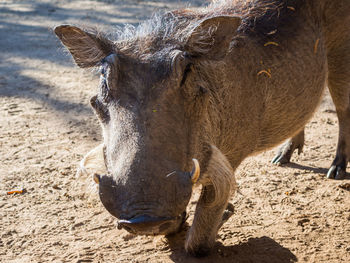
[272,129,305,165]
[185,146,236,256]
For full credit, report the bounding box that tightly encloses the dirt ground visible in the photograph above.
[0,0,349,262]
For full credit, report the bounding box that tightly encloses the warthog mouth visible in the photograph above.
[117,212,187,236]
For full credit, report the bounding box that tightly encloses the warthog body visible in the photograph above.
[55,0,350,256]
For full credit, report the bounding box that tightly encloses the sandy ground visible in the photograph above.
[0,0,349,262]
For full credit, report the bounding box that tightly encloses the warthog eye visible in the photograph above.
[171,50,192,86]
[180,63,192,86]
[98,63,114,103]
[199,86,208,94]
[100,76,111,103]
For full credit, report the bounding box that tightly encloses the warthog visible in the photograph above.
[55,0,350,256]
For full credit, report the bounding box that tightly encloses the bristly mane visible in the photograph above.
[112,0,305,53]
[112,11,200,53]
[236,0,305,40]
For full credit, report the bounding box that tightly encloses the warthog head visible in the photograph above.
[55,13,240,236]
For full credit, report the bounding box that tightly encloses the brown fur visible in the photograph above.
[55,0,350,256]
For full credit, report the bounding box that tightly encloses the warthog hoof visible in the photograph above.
[220,202,234,226]
[272,130,304,165]
[186,203,235,257]
[327,165,347,180]
[272,139,304,165]
[186,244,211,257]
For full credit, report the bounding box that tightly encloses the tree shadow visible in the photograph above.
[0,0,203,121]
[165,226,297,263]
[0,0,204,115]
[0,57,97,134]
[0,6,95,136]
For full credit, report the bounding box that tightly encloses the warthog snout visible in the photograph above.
[117,213,187,235]
[110,160,198,235]
[95,163,193,235]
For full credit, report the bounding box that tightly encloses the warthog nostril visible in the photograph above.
[121,225,133,233]
[117,215,177,234]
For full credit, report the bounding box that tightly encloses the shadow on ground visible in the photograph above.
[165,228,297,263]
[284,163,350,180]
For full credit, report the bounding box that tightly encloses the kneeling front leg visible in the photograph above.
[185,146,237,257]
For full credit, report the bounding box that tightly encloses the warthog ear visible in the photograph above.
[54,25,114,68]
[185,16,241,58]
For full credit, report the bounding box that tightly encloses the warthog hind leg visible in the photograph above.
[326,98,350,180]
[327,156,348,180]
[326,24,350,180]
[326,103,350,180]
[272,129,305,165]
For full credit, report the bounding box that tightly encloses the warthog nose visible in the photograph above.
[117,215,176,234]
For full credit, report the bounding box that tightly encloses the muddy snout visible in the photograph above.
[117,212,186,235]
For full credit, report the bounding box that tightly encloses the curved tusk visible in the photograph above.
[93,173,100,184]
[190,158,200,183]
